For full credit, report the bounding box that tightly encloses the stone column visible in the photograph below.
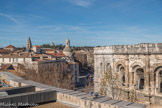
[129,68,133,90]
[150,69,155,95]
[145,55,150,92]
[125,55,129,88]
[94,56,99,92]
[134,72,137,89]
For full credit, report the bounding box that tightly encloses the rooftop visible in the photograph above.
[49,52,65,57]
[33,46,41,48]
[5,45,16,49]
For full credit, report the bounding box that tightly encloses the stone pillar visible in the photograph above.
[150,69,155,95]
[94,56,98,92]
[129,71,133,90]
[134,72,137,89]
[125,56,129,88]
[145,55,150,92]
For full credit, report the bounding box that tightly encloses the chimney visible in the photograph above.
[19,53,22,56]
[40,55,43,60]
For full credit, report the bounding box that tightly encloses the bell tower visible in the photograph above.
[66,38,70,47]
[26,36,32,51]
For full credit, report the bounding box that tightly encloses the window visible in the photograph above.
[9,58,11,62]
[75,71,78,76]
[2,58,4,62]
[16,58,18,62]
[139,79,144,89]
[75,77,77,82]
[122,76,125,83]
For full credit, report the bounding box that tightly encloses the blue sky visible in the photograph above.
[0,0,162,47]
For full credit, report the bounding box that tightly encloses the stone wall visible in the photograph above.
[94,43,162,107]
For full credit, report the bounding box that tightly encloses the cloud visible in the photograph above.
[0,13,20,24]
[67,0,95,7]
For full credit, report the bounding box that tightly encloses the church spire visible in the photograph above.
[26,36,32,50]
[66,38,70,47]
[51,42,55,47]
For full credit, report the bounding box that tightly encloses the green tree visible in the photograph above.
[99,67,120,99]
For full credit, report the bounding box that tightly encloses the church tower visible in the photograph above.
[66,38,70,47]
[51,42,55,48]
[63,38,72,58]
[26,36,32,51]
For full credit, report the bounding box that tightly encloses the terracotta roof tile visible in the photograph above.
[33,46,41,48]
[44,49,55,51]
[5,45,16,49]
[0,49,10,53]
[49,52,65,57]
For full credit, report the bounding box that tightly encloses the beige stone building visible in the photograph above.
[94,43,162,106]
[0,36,79,84]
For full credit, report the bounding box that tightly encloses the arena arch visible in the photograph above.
[105,63,111,73]
[115,61,126,72]
[132,64,145,90]
[154,66,162,93]
[160,82,162,93]
[130,62,145,71]
[116,64,125,86]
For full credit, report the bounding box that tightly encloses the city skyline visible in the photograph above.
[0,0,162,47]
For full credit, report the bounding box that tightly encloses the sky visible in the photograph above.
[0,0,162,47]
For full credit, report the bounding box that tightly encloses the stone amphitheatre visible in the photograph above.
[94,43,162,107]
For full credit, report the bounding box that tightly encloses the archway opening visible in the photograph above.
[136,68,144,90]
[106,63,111,73]
[132,65,144,90]
[154,67,162,93]
[159,71,162,77]
[159,71,162,93]
[160,82,162,93]
[117,64,125,86]
[122,76,125,83]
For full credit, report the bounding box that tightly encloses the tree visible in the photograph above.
[129,89,137,102]
[99,67,138,101]
[18,62,75,90]
[99,67,120,99]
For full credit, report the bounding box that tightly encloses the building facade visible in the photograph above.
[94,43,162,106]
[0,37,79,84]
